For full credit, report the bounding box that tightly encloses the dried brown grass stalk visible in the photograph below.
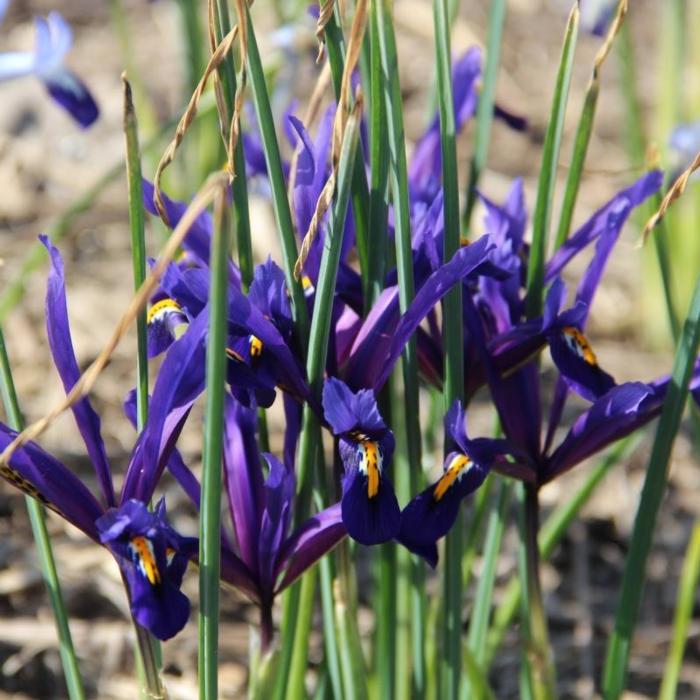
[227,0,249,177]
[153,25,238,225]
[294,0,367,279]
[315,0,336,63]
[593,0,627,74]
[207,0,232,141]
[643,150,700,242]
[0,172,231,470]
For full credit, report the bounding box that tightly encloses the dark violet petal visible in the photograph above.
[228,288,311,405]
[410,47,481,188]
[351,389,387,434]
[548,330,616,402]
[275,503,346,593]
[223,396,264,573]
[341,468,400,546]
[283,394,302,473]
[323,377,361,434]
[248,258,293,335]
[96,500,194,641]
[398,462,487,565]
[124,390,198,506]
[220,545,259,603]
[543,277,566,330]
[123,563,190,641]
[342,286,401,391]
[41,236,115,507]
[166,448,201,509]
[372,235,502,391]
[445,400,469,453]
[42,68,98,128]
[137,310,208,500]
[0,424,104,538]
[546,171,662,282]
[545,382,654,481]
[494,103,528,131]
[258,454,295,593]
[287,114,316,187]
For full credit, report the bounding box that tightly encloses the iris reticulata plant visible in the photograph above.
[1,1,700,698]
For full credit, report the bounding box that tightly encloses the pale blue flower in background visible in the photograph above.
[0,6,98,127]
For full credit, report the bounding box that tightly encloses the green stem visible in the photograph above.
[524,3,579,318]
[322,6,372,298]
[462,0,507,230]
[485,435,640,667]
[0,328,86,700]
[465,479,512,665]
[123,76,164,694]
[197,188,231,700]
[243,6,309,347]
[218,0,254,291]
[375,0,424,693]
[123,77,149,432]
[518,484,556,700]
[432,0,464,695]
[659,522,700,700]
[603,270,700,698]
[283,111,361,700]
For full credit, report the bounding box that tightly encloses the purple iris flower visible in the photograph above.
[398,401,512,566]
[0,8,98,127]
[97,499,196,641]
[0,238,200,640]
[141,183,309,408]
[322,378,400,546]
[579,0,616,37]
[218,397,345,648]
[461,171,700,488]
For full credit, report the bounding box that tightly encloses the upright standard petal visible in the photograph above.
[223,396,264,574]
[258,454,295,595]
[41,236,115,506]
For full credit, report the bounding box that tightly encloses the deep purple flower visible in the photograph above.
[398,401,511,566]
[0,9,98,127]
[219,397,345,648]
[97,500,196,641]
[0,239,199,640]
[322,377,400,546]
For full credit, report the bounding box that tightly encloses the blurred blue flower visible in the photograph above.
[579,0,616,37]
[0,8,98,127]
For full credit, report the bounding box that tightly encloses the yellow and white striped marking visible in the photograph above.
[433,454,471,502]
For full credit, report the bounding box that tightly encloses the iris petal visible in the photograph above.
[341,468,401,546]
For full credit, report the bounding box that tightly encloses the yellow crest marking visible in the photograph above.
[249,335,263,358]
[433,454,471,502]
[357,440,381,499]
[562,326,598,366]
[147,298,182,324]
[129,536,161,586]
